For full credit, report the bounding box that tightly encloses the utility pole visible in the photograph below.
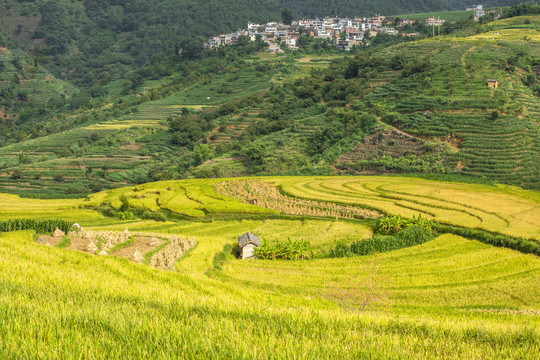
[438,16,440,36]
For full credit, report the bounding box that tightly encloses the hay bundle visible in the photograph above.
[149,235,197,270]
[148,237,162,247]
[53,227,65,238]
[87,242,98,253]
[132,250,144,263]
[83,230,95,241]
[103,240,114,251]
[98,250,107,256]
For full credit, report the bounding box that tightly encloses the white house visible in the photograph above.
[238,232,261,259]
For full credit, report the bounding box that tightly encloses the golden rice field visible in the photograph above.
[3,176,539,239]
[274,176,540,240]
[1,176,539,358]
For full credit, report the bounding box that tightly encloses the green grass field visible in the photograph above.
[1,175,539,358]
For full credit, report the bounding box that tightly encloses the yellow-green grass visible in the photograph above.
[0,193,115,226]
[394,10,471,22]
[274,176,540,240]
[1,230,538,359]
[85,119,162,130]
[5,176,539,240]
[489,15,540,27]
[225,234,540,309]
[86,180,277,217]
[469,28,540,42]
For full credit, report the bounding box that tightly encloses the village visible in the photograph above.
[206,5,494,52]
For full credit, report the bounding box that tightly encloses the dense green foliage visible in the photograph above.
[255,238,313,259]
[502,4,540,18]
[376,214,434,235]
[0,3,538,197]
[330,225,434,257]
[278,1,521,18]
[0,27,12,47]
[0,218,71,233]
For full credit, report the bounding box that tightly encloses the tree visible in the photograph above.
[11,169,22,180]
[282,9,294,25]
[193,144,211,166]
[242,142,265,165]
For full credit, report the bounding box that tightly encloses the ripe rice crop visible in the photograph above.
[275,176,540,240]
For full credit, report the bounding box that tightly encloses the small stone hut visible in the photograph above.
[487,79,499,88]
[238,232,261,259]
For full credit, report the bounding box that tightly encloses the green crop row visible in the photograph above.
[0,218,71,234]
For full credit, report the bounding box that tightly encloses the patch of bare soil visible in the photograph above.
[67,235,95,253]
[35,234,61,247]
[36,230,197,269]
[112,236,166,260]
[337,130,426,164]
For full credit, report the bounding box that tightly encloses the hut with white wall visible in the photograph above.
[238,232,261,259]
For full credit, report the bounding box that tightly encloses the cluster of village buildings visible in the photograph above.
[206,15,425,52]
[206,5,497,52]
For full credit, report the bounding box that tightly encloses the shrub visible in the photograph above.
[255,239,313,260]
[330,225,434,257]
[376,214,434,235]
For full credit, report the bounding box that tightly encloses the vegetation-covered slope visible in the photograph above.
[278,0,521,18]
[0,20,538,198]
[0,46,78,144]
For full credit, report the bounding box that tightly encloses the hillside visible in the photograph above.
[0,8,538,198]
[0,1,522,88]
[279,1,521,18]
[0,176,539,358]
[0,16,538,198]
[0,45,78,145]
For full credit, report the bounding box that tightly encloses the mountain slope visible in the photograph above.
[278,0,522,18]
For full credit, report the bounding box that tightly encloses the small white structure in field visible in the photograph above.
[238,232,261,259]
[71,223,83,233]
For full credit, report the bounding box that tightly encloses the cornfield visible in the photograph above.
[0,219,71,234]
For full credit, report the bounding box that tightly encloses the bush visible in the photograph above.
[255,239,313,260]
[330,225,434,257]
[376,214,434,235]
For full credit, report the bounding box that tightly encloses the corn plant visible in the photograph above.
[255,238,313,260]
[0,219,71,234]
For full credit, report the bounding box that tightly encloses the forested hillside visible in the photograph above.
[277,0,522,18]
[0,0,523,88]
[0,2,538,198]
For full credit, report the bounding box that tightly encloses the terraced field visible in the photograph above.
[275,176,540,240]
[364,37,540,189]
[5,176,535,241]
[0,175,539,358]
